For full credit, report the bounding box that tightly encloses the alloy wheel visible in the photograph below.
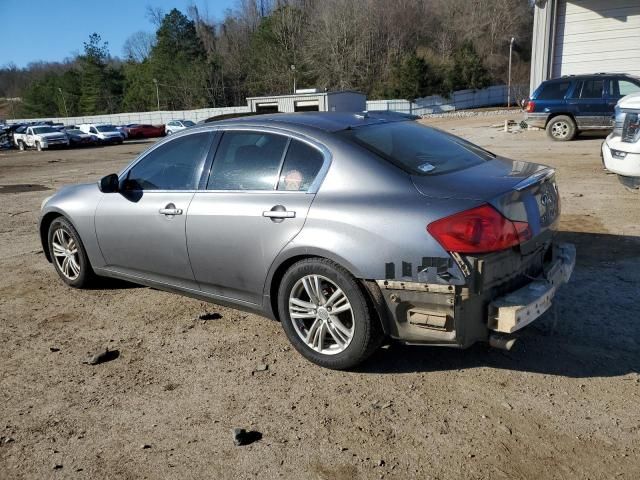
[289,274,355,355]
[51,227,81,280]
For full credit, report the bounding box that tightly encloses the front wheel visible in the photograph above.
[546,115,577,141]
[278,258,382,370]
[36,141,42,151]
[48,217,96,288]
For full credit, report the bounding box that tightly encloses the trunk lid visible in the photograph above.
[413,157,560,241]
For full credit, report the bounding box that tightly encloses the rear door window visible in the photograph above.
[277,140,324,191]
[344,121,494,176]
[578,79,604,99]
[208,131,288,190]
[537,81,571,100]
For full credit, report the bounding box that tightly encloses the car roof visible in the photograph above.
[547,73,639,82]
[209,111,417,133]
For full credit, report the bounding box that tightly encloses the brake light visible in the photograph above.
[427,204,532,254]
[526,101,535,113]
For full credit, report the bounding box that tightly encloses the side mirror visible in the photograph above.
[99,173,120,193]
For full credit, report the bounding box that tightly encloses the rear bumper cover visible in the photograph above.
[375,242,575,346]
[524,113,548,129]
[488,243,575,333]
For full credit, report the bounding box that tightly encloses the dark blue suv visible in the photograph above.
[525,73,640,141]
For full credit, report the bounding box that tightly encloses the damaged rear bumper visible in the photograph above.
[373,242,575,347]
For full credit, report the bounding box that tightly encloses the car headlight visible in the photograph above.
[41,195,53,210]
[622,111,640,144]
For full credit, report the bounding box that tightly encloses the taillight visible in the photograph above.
[526,100,535,113]
[427,204,532,254]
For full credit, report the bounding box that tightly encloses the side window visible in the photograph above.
[615,79,640,98]
[125,132,212,191]
[90,127,98,134]
[537,81,571,100]
[207,131,288,190]
[580,79,604,99]
[277,140,325,191]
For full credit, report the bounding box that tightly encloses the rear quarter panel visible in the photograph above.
[265,137,472,291]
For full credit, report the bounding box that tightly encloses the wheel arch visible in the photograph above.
[545,112,577,128]
[265,252,391,336]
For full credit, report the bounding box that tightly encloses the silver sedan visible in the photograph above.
[39,112,575,369]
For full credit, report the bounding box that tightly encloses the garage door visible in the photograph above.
[553,0,640,77]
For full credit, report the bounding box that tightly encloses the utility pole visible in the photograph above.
[507,37,515,108]
[290,65,296,94]
[153,78,160,111]
[58,88,69,117]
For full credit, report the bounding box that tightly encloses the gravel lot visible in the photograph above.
[1,116,639,479]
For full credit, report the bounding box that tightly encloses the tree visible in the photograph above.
[123,31,155,62]
[78,33,110,114]
[148,9,209,109]
[446,41,491,92]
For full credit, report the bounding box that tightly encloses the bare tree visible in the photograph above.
[122,31,155,62]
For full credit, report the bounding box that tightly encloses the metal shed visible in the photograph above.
[530,0,640,94]
[246,90,366,114]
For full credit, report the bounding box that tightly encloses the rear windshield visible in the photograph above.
[183,120,195,127]
[343,121,494,175]
[535,81,571,100]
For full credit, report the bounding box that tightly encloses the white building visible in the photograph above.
[246,90,366,114]
[530,0,640,93]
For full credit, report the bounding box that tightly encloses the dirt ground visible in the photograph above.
[1,115,639,480]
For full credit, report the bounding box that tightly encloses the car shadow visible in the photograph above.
[359,231,640,378]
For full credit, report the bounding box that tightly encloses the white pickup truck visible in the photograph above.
[14,125,69,151]
[602,93,640,191]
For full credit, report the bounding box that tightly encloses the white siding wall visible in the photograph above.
[553,0,640,77]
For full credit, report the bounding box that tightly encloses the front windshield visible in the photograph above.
[343,121,495,176]
[183,120,195,127]
[96,125,118,132]
[32,127,57,134]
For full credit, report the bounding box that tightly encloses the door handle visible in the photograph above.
[263,210,295,218]
[159,203,183,216]
[263,205,296,221]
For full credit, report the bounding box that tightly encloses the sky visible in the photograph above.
[1,0,237,68]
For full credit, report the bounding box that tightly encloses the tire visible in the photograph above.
[18,141,25,151]
[48,217,96,288]
[546,115,577,141]
[36,141,42,151]
[277,258,382,370]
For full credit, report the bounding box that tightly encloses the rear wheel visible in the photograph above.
[278,258,382,370]
[18,141,25,151]
[48,217,96,288]
[546,115,576,141]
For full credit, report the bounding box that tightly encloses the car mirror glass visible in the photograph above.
[99,173,120,193]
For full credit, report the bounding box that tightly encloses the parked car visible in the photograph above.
[14,125,69,151]
[78,124,124,145]
[115,125,129,139]
[39,112,575,369]
[65,128,98,147]
[525,73,640,141]
[602,92,640,191]
[165,119,195,135]
[125,124,165,139]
